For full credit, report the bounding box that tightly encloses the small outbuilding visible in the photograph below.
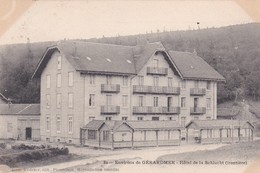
[185,120,254,144]
[0,104,40,141]
[80,120,183,149]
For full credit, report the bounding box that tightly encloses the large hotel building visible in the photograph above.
[32,41,225,144]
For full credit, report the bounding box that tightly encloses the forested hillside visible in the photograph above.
[0,23,260,103]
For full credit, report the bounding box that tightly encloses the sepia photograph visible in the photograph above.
[0,0,260,173]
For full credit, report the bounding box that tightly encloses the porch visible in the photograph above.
[80,120,183,149]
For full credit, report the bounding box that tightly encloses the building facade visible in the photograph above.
[32,41,225,144]
[0,104,40,140]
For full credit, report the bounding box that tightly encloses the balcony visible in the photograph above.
[101,106,120,114]
[190,107,206,115]
[101,84,120,93]
[190,88,206,96]
[133,106,180,114]
[133,85,180,95]
[147,67,168,75]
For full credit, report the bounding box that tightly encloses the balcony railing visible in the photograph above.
[133,106,180,114]
[190,88,206,96]
[101,84,120,93]
[133,85,180,95]
[147,67,168,75]
[101,106,120,114]
[190,107,206,115]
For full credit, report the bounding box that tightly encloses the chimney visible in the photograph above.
[73,42,78,57]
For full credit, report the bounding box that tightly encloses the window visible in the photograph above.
[168,77,173,87]
[106,75,112,85]
[168,117,172,121]
[57,55,62,70]
[89,94,95,107]
[46,94,50,108]
[207,81,211,90]
[56,94,61,108]
[46,116,50,131]
[152,117,159,121]
[123,76,128,86]
[7,123,13,133]
[137,117,143,121]
[106,117,112,121]
[153,59,159,68]
[207,98,211,109]
[57,73,61,87]
[122,117,128,121]
[68,72,74,87]
[68,93,74,108]
[138,76,144,85]
[46,75,51,89]
[89,75,95,85]
[207,129,213,138]
[122,95,128,107]
[103,131,110,141]
[106,95,112,105]
[88,130,97,140]
[153,97,158,107]
[89,116,95,121]
[194,81,199,88]
[181,80,186,89]
[56,115,61,133]
[226,129,231,138]
[153,76,159,86]
[181,117,186,127]
[139,96,144,106]
[181,97,186,108]
[68,115,73,134]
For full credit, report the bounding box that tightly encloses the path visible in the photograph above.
[20,144,227,173]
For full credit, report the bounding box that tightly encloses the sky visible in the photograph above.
[0,0,253,45]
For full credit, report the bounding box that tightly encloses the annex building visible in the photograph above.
[0,104,40,140]
[32,41,225,145]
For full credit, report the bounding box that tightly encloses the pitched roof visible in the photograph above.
[84,120,104,130]
[83,120,182,131]
[0,93,9,103]
[59,41,136,75]
[32,41,225,81]
[186,120,254,129]
[133,42,166,73]
[127,120,182,130]
[0,104,40,115]
[168,51,225,81]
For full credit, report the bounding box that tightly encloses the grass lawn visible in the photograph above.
[157,140,260,162]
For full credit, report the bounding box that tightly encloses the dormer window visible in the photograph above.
[57,55,62,70]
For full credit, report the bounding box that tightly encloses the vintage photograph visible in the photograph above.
[0,0,259,173]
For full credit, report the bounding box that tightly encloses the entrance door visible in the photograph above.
[167,97,172,112]
[194,98,199,112]
[26,127,32,140]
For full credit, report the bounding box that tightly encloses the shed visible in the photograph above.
[81,120,183,149]
[0,104,40,140]
[185,120,254,144]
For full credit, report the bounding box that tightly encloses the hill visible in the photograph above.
[0,23,260,103]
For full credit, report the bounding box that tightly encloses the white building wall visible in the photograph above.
[39,49,218,144]
[41,51,84,144]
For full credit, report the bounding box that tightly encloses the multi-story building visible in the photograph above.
[32,41,225,144]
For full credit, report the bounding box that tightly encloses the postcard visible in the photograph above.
[0,0,259,173]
